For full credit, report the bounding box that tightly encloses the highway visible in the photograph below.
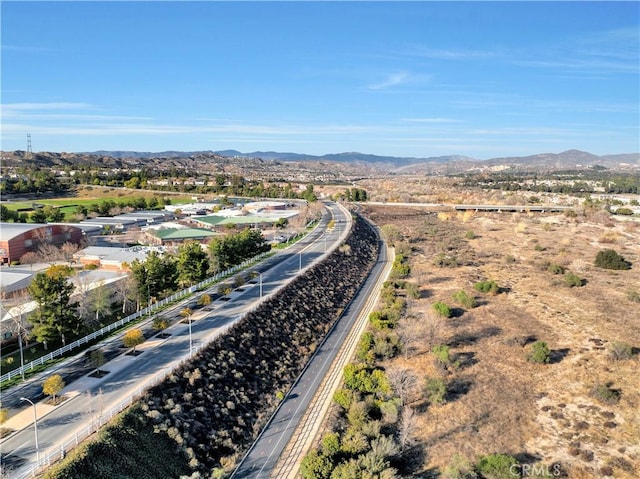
[0,201,350,478]
[231,219,389,478]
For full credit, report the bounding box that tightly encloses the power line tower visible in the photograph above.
[26,133,33,159]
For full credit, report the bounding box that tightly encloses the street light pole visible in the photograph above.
[20,397,39,462]
[188,312,193,357]
[258,272,263,298]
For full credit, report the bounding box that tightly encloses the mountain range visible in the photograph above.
[2,149,638,173]
[88,148,639,169]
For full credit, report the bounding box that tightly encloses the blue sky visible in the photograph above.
[1,1,638,159]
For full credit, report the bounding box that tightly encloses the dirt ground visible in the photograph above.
[357,180,639,479]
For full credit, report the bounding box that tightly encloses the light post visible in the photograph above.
[188,312,193,357]
[181,308,193,358]
[299,251,302,272]
[258,272,263,298]
[20,397,39,462]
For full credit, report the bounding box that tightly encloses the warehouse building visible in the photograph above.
[0,223,84,265]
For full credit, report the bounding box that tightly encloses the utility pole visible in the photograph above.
[26,133,32,160]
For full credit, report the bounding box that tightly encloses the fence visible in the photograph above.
[16,319,236,478]
[0,251,271,385]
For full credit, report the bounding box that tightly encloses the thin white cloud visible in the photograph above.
[514,58,638,74]
[367,72,412,90]
[400,118,462,124]
[409,47,502,61]
[2,102,94,112]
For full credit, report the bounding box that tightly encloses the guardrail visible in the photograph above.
[0,252,271,385]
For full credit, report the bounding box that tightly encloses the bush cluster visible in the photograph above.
[594,249,632,270]
[452,290,477,309]
[474,280,499,295]
[432,301,453,318]
[526,341,551,364]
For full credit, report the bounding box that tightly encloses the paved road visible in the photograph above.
[0,201,350,478]
[232,221,389,478]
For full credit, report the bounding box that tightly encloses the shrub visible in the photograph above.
[474,280,499,294]
[465,230,477,239]
[424,377,447,405]
[476,453,519,479]
[442,454,478,479]
[594,249,631,270]
[432,301,453,318]
[452,290,477,309]
[609,341,633,361]
[527,341,551,364]
[432,344,452,365]
[614,207,633,215]
[627,290,640,303]
[434,252,459,268]
[547,263,565,275]
[404,281,421,299]
[333,388,356,411]
[300,449,333,479]
[590,383,620,405]
[564,272,584,287]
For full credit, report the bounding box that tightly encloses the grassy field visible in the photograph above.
[2,186,194,219]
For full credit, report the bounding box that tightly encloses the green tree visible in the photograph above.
[208,228,270,272]
[130,251,178,307]
[88,349,106,374]
[43,374,65,402]
[31,208,47,223]
[176,241,210,287]
[123,328,145,353]
[28,265,81,347]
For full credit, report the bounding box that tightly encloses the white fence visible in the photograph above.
[16,321,235,479]
[0,252,271,385]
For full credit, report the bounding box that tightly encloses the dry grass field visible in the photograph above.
[355,178,639,478]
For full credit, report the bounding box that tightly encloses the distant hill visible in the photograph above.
[2,148,638,174]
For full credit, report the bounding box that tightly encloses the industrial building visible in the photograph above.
[0,223,84,264]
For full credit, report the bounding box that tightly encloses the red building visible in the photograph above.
[0,223,84,264]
